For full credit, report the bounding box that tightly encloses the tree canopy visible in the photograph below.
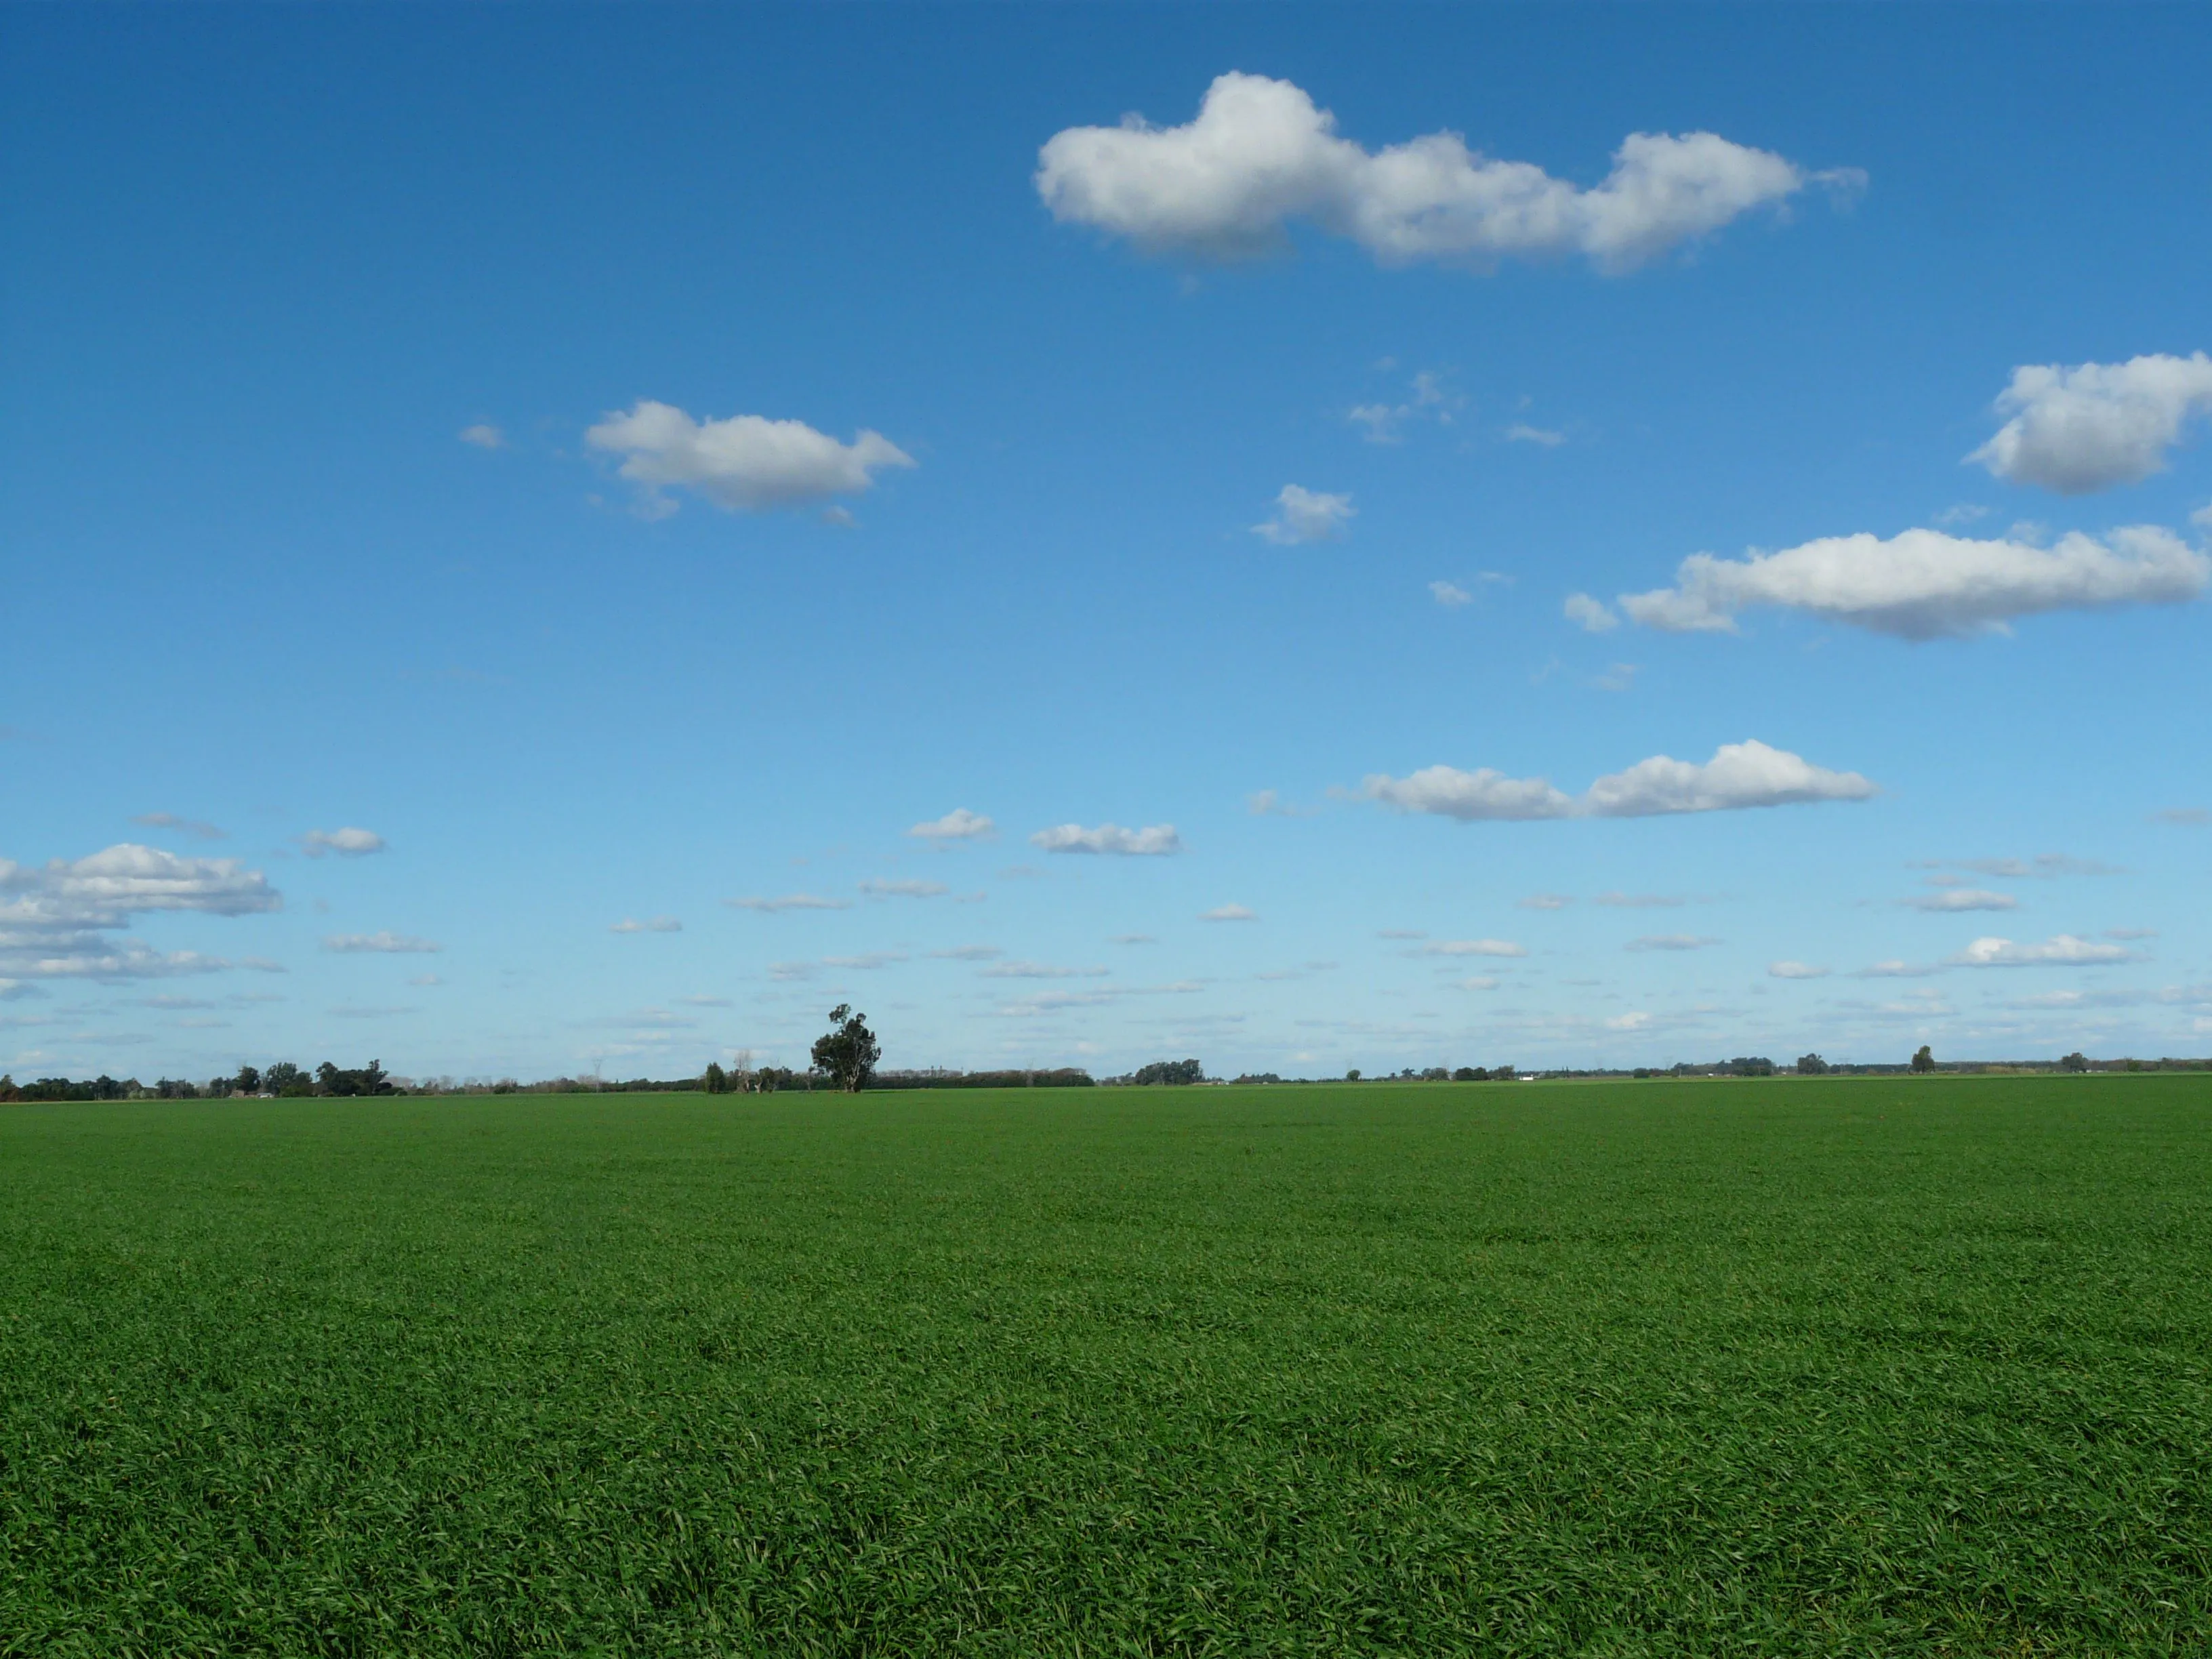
[811,1005,881,1093]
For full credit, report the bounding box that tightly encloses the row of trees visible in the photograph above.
[0,1060,394,1103]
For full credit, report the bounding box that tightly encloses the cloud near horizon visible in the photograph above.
[1036,73,1847,273]
[1362,739,1875,822]
[1968,353,2212,493]
[1031,823,1183,856]
[1949,934,2137,968]
[586,401,914,516]
[907,808,995,842]
[1618,525,2205,640]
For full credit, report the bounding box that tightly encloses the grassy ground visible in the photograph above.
[3,1077,2209,1656]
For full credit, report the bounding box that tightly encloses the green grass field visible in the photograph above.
[4,1078,2209,1656]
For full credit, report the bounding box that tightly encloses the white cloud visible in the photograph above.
[2196,504,2212,533]
[611,916,683,933]
[459,423,506,450]
[301,827,386,858]
[0,844,281,981]
[980,960,1109,979]
[1362,766,1576,821]
[1620,525,2207,640]
[131,812,224,840]
[323,931,441,954]
[726,893,851,912]
[1563,593,1618,632]
[1506,423,1565,447]
[585,400,914,515]
[1605,1012,1654,1032]
[1202,904,1258,922]
[1967,353,2212,493]
[1252,484,1353,545]
[928,945,1003,962]
[1624,934,1719,951]
[1517,893,1573,911]
[409,974,443,987]
[1584,740,1876,817]
[1949,935,2137,968]
[822,952,906,970]
[1415,939,1525,958]
[1031,823,1183,856]
[907,808,995,842]
[1857,960,1940,979]
[1903,889,2018,913]
[859,879,949,899]
[1458,976,1502,991]
[1431,580,1473,607]
[1768,961,1829,979]
[1364,742,1870,821]
[1036,73,1837,272]
[1594,892,1685,908]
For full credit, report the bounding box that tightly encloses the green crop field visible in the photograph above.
[3,1078,2209,1656]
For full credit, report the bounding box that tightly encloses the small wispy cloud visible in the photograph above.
[1252,485,1354,546]
[1624,934,1719,951]
[859,879,949,899]
[131,812,225,840]
[907,808,995,842]
[323,932,440,954]
[1202,904,1258,922]
[301,827,386,858]
[726,893,851,912]
[611,916,683,933]
[459,423,506,450]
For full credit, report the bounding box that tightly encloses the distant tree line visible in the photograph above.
[0,1059,393,1103]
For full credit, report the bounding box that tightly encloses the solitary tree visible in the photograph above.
[701,1061,729,1095]
[1911,1044,1936,1074]
[811,1005,881,1093]
[2060,1051,2090,1072]
[1796,1053,1828,1075]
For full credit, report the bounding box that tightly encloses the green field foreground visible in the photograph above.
[3,1079,2209,1656]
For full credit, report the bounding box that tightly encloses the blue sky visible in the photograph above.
[5,5,2210,1081]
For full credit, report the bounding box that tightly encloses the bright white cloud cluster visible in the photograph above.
[1031,823,1183,856]
[907,808,995,842]
[302,827,386,858]
[1036,73,1838,272]
[586,400,914,516]
[1619,525,2206,640]
[1969,353,2212,494]
[1949,934,2136,968]
[0,843,281,981]
[1252,485,1353,545]
[1364,739,1875,822]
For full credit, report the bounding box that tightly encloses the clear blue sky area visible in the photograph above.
[5,5,2209,1080]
